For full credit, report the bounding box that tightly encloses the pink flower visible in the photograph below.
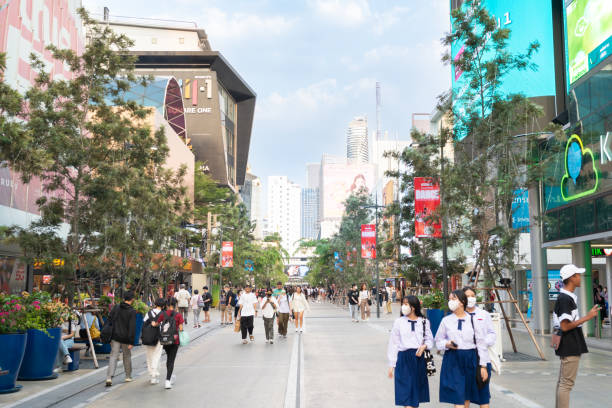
[35,306,40,310]
[14,304,21,310]
[1,319,4,323]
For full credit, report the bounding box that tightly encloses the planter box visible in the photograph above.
[426,308,445,337]
[133,313,144,346]
[0,332,27,393]
[18,328,62,381]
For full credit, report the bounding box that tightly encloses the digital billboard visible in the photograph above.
[451,0,556,140]
[320,160,376,220]
[565,0,612,85]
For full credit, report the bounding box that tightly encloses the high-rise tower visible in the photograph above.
[346,117,369,164]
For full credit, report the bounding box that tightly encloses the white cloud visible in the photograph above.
[201,8,295,41]
[372,6,411,35]
[365,40,447,63]
[308,0,371,26]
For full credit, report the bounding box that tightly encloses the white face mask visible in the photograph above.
[401,305,411,316]
[448,299,461,312]
[467,296,477,308]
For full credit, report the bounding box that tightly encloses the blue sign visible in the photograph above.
[511,189,530,231]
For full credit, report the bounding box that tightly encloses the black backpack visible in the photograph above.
[141,310,160,346]
[100,305,116,344]
[159,311,177,345]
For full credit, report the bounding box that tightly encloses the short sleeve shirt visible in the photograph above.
[553,291,588,357]
[238,292,258,316]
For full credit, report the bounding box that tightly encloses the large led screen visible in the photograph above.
[566,0,612,85]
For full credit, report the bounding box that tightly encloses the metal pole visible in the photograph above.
[440,134,449,300]
[529,182,549,334]
[375,194,380,319]
[218,229,223,288]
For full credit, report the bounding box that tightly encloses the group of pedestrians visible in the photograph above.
[235,282,311,344]
[174,283,212,327]
[347,282,396,322]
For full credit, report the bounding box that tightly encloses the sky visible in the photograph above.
[83,0,450,189]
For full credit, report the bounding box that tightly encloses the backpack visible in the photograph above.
[159,311,178,346]
[141,310,160,346]
[100,305,116,344]
[229,292,237,307]
[197,295,204,307]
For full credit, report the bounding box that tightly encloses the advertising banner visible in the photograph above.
[221,241,233,268]
[414,177,442,238]
[566,0,612,85]
[361,224,376,259]
[511,189,530,231]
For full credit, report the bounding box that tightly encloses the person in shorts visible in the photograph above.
[202,286,212,323]
[219,285,228,325]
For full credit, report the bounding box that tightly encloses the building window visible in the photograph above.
[151,37,157,44]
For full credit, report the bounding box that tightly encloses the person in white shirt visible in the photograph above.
[143,298,165,384]
[238,285,259,344]
[358,283,371,321]
[190,289,203,329]
[290,286,310,332]
[463,286,496,408]
[174,284,191,325]
[387,296,433,408]
[260,289,278,344]
[435,290,490,407]
[276,290,291,338]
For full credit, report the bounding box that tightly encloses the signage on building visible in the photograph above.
[361,224,376,259]
[511,189,530,231]
[561,134,599,201]
[414,177,442,238]
[221,241,233,268]
[592,247,612,257]
[181,76,213,114]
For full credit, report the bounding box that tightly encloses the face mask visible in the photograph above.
[448,299,460,312]
[467,297,477,308]
[401,305,411,316]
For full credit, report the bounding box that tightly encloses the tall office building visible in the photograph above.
[267,176,301,254]
[240,168,263,239]
[306,163,321,189]
[346,117,369,164]
[301,188,320,240]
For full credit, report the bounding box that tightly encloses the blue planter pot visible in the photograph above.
[18,328,61,381]
[0,333,27,393]
[94,343,111,354]
[133,313,144,346]
[427,309,445,337]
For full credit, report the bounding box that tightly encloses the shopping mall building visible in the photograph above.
[450,0,611,338]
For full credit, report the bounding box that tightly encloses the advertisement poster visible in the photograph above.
[361,224,376,259]
[0,256,27,294]
[566,0,612,84]
[221,241,233,268]
[511,189,530,231]
[414,177,442,238]
[526,269,563,316]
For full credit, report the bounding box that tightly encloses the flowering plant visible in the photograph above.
[0,291,76,333]
[0,294,29,334]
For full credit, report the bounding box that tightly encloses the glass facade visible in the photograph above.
[541,60,612,242]
[219,82,237,186]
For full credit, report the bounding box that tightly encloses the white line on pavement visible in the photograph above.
[284,334,300,408]
[491,383,544,408]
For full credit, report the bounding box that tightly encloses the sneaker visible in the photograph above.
[295,328,299,332]
[63,354,73,365]
[150,377,158,385]
[164,380,172,389]
[242,339,248,344]
[250,335,254,342]
[105,379,112,387]
[270,340,274,344]
[124,377,133,382]
[171,374,176,384]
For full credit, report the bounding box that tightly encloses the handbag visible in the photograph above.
[422,318,436,376]
[234,318,241,333]
[470,314,490,390]
[179,330,190,346]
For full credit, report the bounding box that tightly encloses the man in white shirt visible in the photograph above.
[260,289,279,344]
[276,290,291,338]
[238,285,259,344]
[174,284,191,325]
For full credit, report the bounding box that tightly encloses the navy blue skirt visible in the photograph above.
[439,349,479,405]
[395,349,430,407]
[470,362,492,405]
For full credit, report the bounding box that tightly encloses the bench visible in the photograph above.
[65,343,86,371]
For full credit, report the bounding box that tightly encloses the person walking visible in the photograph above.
[174,284,191,325]
[201,286,212,323]
[463,286,497,408]
[190,289,202,328]
[142,298,165,385]
[358,283,371,321]
[225,285,235,325]
[386,285,393,314]
[273,281,284,298]
[234,288,243,321]
[238,285,259,344]
[152,297,184,389]
[388,296,433,408]
[435,290,490,407]
[260,289,278,344]
[105,290,137,387]
[290,286,310,332]
[276,289,291,338]
[553,264,600,408]
[348,284,360,322]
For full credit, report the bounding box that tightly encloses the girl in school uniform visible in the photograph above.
[387,296,434,408]
[462,286,496,408]
[435,290,490,408]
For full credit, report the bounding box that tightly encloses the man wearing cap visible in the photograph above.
[553,264,600,408]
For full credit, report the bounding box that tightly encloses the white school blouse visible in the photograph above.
[387,316,434,368]
[467,306,497,348]
[434,312,491,365]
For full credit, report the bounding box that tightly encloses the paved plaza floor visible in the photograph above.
[2,302,611,407]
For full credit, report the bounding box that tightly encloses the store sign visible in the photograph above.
[221,241,233,268]
[361,224,376,259]
[565,0,612,85]
[601,132,612,165]
[414,177,442,238]
[561,134,599,201]
[181,76,213,114]
[592,247,612,257]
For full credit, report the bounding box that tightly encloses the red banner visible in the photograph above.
[361,224,376,259]
[221,241,233,267]
[414,177,442,238]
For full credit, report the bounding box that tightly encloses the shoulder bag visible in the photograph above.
[421,318,436,376]
[470,313,490,390]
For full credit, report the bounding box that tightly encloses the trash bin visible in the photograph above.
[489,312,503,360]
